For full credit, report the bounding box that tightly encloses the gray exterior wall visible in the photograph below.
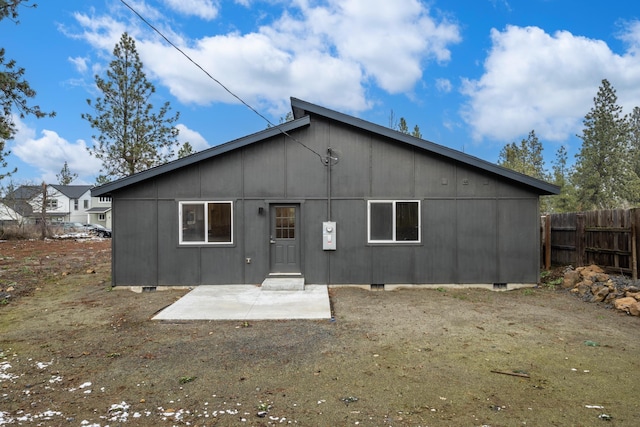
[110,114,542,287]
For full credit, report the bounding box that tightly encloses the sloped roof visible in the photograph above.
[7,185,41,200]
[92,116,311,196]
[93,98,559,196]
[291,97,559,195]
[50,185,93,199]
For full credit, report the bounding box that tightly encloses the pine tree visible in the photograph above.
[497,130,547,180]
[56,161,77,185]
[545,145,577,212]
[412,125,422,139]
[177,142,194,158]
[629,106,640,203]
[398,117,409,134]
[83,32,180,181]
[572,79,640,209]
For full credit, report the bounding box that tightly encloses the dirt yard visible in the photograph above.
[0,239,639,426]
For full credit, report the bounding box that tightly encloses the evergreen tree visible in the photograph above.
[497,130,547,180]
[629,106,640,201]
[571,79,640,209]
[412,125,422,139]
[177,142,194,158]
[545,145,577,212]
[398,117,409,134]
[388,111,422,138]
[83,32,180,181]
[1,1,55,182]
[56,161,77,185]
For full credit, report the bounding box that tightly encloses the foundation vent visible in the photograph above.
[142,286,157,292]
[371,284,385,291]
[493,283,507,290]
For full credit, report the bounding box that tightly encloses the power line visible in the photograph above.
[118,0,326,164]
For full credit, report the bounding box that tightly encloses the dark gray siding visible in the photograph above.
[110,114,542,287]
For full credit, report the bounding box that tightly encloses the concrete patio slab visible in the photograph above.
[152,284,331,320]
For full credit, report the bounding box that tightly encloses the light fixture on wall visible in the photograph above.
[258,207,264,215]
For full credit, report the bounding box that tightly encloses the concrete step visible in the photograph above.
[261,275,305,291]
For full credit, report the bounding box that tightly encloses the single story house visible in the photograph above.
[92,98,559,290]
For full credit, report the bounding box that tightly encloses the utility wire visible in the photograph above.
[118,0,327,164]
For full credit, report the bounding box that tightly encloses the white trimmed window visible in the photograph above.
[46,199,58,209]
[368,200,421,243]
[179,201,233,245]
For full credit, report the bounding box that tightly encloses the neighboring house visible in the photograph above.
[2,185,40,223]
[92,98,559,289]
[3,184,98,225]
[0,202,23,227]
[86,195,112,229]
[48,185,93,224]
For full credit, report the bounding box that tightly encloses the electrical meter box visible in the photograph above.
[322,221,336,250]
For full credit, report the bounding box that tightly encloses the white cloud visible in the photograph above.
[435,78,452,93]
[176,124,209,152]
[163,0,219,20]
[461,24,640,143]
[11,119,102,184]
[68,56,88,73]
[69,0,461,115]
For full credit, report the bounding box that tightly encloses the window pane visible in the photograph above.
[396,202,419,241]
[208,203,232,242]
[370,202,393,240]
[276,207,295,239]
[182,204,205,242]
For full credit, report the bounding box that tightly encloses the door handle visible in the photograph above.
[269,236,276,244]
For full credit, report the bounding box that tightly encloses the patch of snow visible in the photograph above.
[0,362,18,381]
[36,360,53,369]
[108,401,130,423]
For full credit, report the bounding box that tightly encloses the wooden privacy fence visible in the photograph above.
[541,209,639,279]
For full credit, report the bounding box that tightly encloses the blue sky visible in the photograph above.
[2,0,640,185]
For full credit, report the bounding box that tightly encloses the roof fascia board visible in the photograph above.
[91,116,311,196]
[290,97,559,195]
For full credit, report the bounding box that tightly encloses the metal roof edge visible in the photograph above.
[290,97,560,195]
[91,116,311,196]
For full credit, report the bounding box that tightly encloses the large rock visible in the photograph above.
[590,285,610,303]
[579,265,609,283]
[563,270,581,289]
[625,291,640,300]
[576,283,592,296]
[614,297,640,316]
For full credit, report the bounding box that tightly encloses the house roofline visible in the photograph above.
[92,98,559,197]
[91,116,312,197]
[49,184,93,199]
[290,97,559,195]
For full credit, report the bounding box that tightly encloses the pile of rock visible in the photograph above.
[562,265,640,316]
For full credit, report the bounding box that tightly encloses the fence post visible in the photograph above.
[544,214,551,270]
[576,213,585,267]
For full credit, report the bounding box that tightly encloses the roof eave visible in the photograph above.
[91,116,311,197]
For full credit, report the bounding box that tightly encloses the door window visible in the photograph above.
[275,207,295,239]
